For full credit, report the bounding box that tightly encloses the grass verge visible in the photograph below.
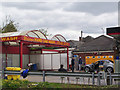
[2,79,119,89]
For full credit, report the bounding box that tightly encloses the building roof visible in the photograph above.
[74,35,115,52]
[82,36,94,42]
[67,36,94,49]
[67,40,84,48]
[1,30,67,42]
[1,30,70,47]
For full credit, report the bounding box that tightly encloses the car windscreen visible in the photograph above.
[108,60,113,63]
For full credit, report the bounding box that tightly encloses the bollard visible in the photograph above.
[106,72,112,85]
[104,72,107,85]
[92,72,95,85]
[67,77,70,84]
[61,77,65,83]
[88,77,90,85]
[106,73,110,85]
[79,77,81,84]
[83,77,85,84]
[43,71,45,82]
[97,72,101,85]
[109,72,112,85]
[76,77,79,84]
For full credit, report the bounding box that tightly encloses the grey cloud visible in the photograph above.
[1,2,117,40]
[2,2,64,11]
[64,2,118,15]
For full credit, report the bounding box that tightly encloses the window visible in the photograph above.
[98,56,100,58]
[99,61,104,65]
[109,56,113,58]
[87,56,90,58]
[109,60,114,63]
[104,61,109,64]
[103,56,106,58]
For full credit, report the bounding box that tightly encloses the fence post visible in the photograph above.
[109,72,112,85]
[67,77,70,84]
[76,77,79,84]
[104,72,107,85]
[97,72,101,85]
[83,77,85,84]
[92,72,95,85]
[88,77,90,85]
[61,77,65,83]
[43,71,45,82]
[106,72,112,85]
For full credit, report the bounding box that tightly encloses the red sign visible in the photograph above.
[1,36,70,46]
[1,36,21,42]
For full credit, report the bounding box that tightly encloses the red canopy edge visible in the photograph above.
[0,35,70,47]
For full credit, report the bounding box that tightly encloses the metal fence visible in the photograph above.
[1,70,120,86]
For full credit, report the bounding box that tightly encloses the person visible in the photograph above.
[94,61,100,73]
[21,69,29,78]
[71,57,75,72]
[78,57,82,71]
[21,64,31,78]
[58,64,67,72]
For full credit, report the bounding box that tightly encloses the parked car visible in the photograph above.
[84,60,114,73]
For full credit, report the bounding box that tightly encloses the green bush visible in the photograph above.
[2,80,21,89]
[18,79,29,86]
[28,82,52,89]
[2,79,30,89]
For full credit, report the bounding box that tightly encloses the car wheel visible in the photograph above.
[106,67,113,73]
[84,67,90,72]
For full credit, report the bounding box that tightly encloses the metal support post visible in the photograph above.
[5,47,7,67]
[92,72,95,85]
[61,77,65,83]
[76,77,79,84]
[88,77,90,85]
[43,71,45,82]
[104,72,107,85]
[109,72,112,85]
[106,73,110,85]
[67,47,69,71]
[83,77,85,84]
[20,41,23,69]
[97,72,101,85]
[67,77,70,84]
[106,72,112,85]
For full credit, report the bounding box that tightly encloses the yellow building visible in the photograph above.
[85,55,114,65]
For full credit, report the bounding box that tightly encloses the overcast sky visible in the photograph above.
[1,1,118,40]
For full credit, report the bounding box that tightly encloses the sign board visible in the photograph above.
[0,36,70,46]
[107,27,120,39]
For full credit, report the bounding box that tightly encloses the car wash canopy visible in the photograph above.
[0,30,70,69]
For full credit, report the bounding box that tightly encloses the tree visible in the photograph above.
[2,21,17,33]
[2,16,18,33]
[0,27,2,33]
